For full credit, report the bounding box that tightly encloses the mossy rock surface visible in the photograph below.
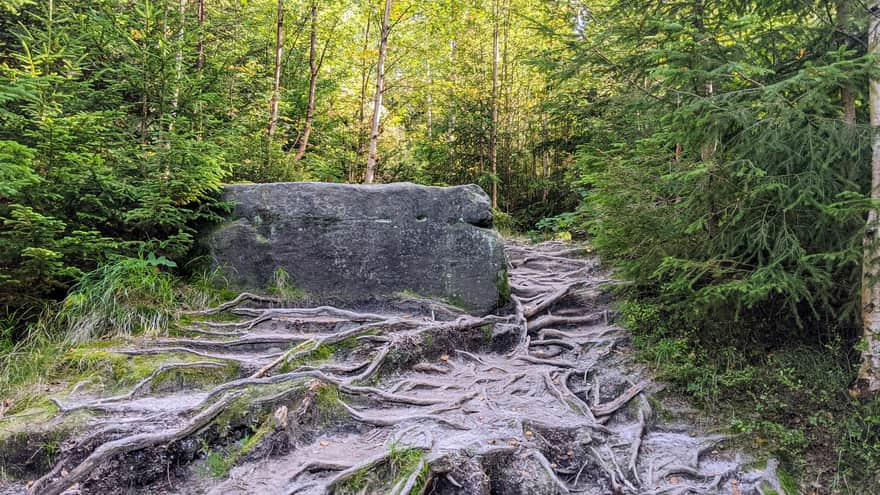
[206,182,508,314]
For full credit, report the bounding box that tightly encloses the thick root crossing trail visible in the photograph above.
[20,242,782,495]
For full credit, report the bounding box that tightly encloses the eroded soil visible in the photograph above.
[2,242,783,494]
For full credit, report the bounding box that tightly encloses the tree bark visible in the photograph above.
[490,0,500,209]
[294,1,319,161]
[267,0,284,139]
[502,0,511,208]
[170,0,185,132]
[448,38,457,141]
[353,8,372,181]
[426,60,433,138]
[196,0,205,70]
[365,0,392,184]
[838,0,857,126]
[855,0,880,399]
[542,114,550,201]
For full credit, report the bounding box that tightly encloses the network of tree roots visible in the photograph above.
[17,242,783,495]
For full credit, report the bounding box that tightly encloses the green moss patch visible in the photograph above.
[334,445,428,495]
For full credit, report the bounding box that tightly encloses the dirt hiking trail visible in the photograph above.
[10,241,782,495]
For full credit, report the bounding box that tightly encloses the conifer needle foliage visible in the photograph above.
[547,0,875,342]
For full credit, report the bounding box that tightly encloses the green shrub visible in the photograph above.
[492,209,516,235]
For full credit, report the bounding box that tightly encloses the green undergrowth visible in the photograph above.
[201,413,275,478]
[619,298,880,494]
[335,444,428,495]
[212,380,303,436]
[496,268,511,306]
[201,381,344,479]
[198,382,299,478]
[315,383,347,421]
[41,253,244,344]
[279,342,337,372]
[396,289,471,313]
[1,341,239,421]
[57,253,179,342]
[267,267,308,300]
[0,256,247,415]
[492,209,516,236]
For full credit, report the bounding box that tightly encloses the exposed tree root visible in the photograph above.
[33,391,243,495]
[181,292,285,316]
[531,450,571,494]
[51,361,226,414]
[528,312,606,332]
[593,380,650,417]
[23,240,779,495]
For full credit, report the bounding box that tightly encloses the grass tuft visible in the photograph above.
[57,253,177,342]
[268,266,306,300]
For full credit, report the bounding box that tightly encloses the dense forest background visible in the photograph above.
[2,0,880,491]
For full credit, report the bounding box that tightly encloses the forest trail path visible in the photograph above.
[22,241,781,495]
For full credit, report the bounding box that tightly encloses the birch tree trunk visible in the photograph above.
[448,39,457,141]
[855,0,880,399]
[294,1,318,161]
[267,0,284,139]
[490,0,500,209]
[365,0,391,184]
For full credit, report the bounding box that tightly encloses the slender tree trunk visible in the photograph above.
[502,0,511,207]
[294,1,319,161]
[196,0,205,70]
[194,0,206,138]
[855,0,880,399]
[140,2,150,144]
[490,0,500,209]
[267,0,284,139]
[365,0,391,184]
[838,0,857,126]
[354,8,372,181]
[171,0,185,123]
[843,87,858,126]
[674,93,683,162]
[426,60,433,138]
[542,114,550,201]
[448,39,457,141]
[699,80,717,161]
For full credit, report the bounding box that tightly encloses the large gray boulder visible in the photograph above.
[205,182,509,314]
